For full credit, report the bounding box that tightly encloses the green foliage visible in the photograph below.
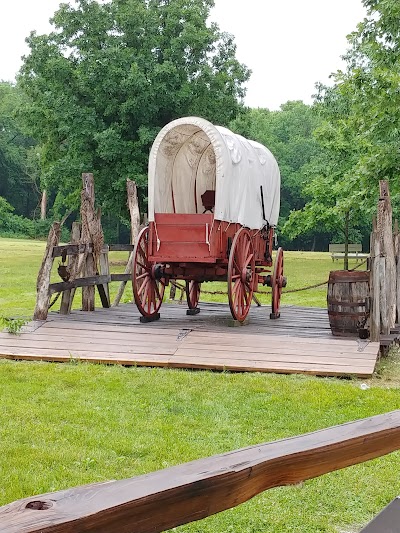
[0,316,27,335]
[0,82,40,218]
[289,0,400,247]
[283,96,371,248]
[18,0,250,223]
[0,196,62,239]
[231,102,321,220]
[280,0,400,249]
[230,102,330,249]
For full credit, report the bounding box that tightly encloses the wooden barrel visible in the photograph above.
[327,271,370,337]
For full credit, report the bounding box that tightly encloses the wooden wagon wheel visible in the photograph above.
[186,281,201,309]
[228,228,255,322]
[270,247,285,319]
[132,227,165,318]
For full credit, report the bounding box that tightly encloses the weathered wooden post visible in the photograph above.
[80,173,104,312]
[394,220,400,324]
[369,222,380,342]
[59,222,81,315]
[33,222,61,320]
[98,245,111,307]
[127,179,140,246]
[112,179,140,307]
[377,180,396,334]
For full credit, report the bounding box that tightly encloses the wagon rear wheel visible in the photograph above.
[270,247,285,319]
[186,281,201,309]
[228,228,255,322]
[132,227,165,318]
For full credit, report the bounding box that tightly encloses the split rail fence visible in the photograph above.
[33,174,140,321]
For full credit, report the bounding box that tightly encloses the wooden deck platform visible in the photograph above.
[0,303,380,378]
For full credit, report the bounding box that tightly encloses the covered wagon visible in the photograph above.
[132,116,286,322]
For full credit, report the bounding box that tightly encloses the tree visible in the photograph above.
[230,101,324,248]
[334,0,400,195]
[18,0,250,231]
[0,82,40,218]
[282,90,372,266]
[283,0,400,258]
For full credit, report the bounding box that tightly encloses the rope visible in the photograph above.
[169,258,371,298]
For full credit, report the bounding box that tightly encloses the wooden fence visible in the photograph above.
[33,174,140,321]
[1,410,400,532]
[369,181,400,342]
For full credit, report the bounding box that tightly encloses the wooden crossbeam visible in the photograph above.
[52,243,134,258]
[1,411,400,533]
[49,274,132,295]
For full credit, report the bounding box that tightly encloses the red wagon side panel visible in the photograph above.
[149,214,218,263]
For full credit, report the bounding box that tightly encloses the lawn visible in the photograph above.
[0,237,399,532]
[0,237,367,319]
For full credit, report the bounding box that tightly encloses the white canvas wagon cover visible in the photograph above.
[148,117,280,229]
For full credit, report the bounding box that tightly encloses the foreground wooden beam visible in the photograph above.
[1,411,400,533]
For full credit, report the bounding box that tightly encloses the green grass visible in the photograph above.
[0,238,366,319]
[0,237,398,532]
[0,360,399,532]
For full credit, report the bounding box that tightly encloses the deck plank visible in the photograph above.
[0,303,379,378]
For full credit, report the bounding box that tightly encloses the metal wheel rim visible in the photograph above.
[271,247,284,316]
[132,227,165,317]
[227,228,255,322]
[186,280,200,309]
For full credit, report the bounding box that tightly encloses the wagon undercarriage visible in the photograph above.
[132,223,286,323]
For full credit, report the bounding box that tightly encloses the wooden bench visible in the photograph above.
[329,244,369,262]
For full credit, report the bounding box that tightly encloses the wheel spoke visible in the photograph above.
[138,276,150,296]
[136,260,149,271]
[244,252,254,268]
[154,282,161,301]
[244,240,250,262]
[141,280,150,308]
[243,287,250,306]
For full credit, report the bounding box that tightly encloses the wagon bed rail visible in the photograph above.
[1,410,400,533]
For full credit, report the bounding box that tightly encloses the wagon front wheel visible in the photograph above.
[228,228,255,322]
[132,227,165,318]
[270,247,286,319]
[186,281,201,309]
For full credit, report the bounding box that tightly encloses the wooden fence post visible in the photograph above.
[377,180,396,333]
[80,173,104,312]
[33,222,61,320]
[112,179,140,307]
[60,222,81,315]
[394,220,400,325]
[370,227,380,342]
[128,179,140,246]
[98,245,111,307]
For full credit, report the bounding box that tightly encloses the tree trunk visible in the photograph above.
[40,189,47,220]
[344,211,349,271]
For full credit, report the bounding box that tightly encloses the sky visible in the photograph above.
[0,0,366,110]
